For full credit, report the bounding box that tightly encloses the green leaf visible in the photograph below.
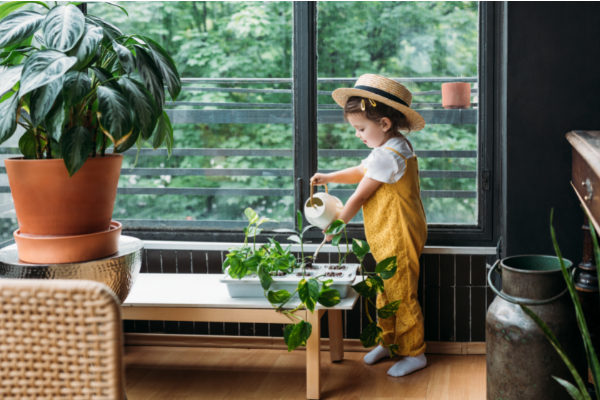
[387,343,399,357]
[375,256,398,280]
[244,208,258,224]
[19,50,76,96]
[18,130,36,159]
[332,233,342,247]
[521,304,591,399]
[286,320,312,352]
[325,219,346,235]
[42,92,66,141]
[62,70,90,108]
[142,36,181,101]
[550,210,600,391]
[30,75,63,126]
[114,127,139,153]
[360,322,384,348]
[68,24,102,71]
[287,235,301,244]
[297,209,302,232]
[298,278,319,313]
[553,377,587,400]
[90,66,120,91]
[0,65,23,97]
[102,2,129,17]
[96,85,133,143]
[257,264,273,291]
[134,44,164,108]
[318,288,340,307]
[0,10,44,48]
[84,15,122,43]
[272,228,298,234]
[112,40,135,75]
[42,4,85,52]
[228,255,248,279]
[0,2,49,20]
[164,113,173,158]
[377,300,401,319]
[352,238,370,259]
[257,216,276,227]
[283,324,294,347]
[118,76,159,140]
[267,290,291,304]
[152,110,172,149]
[0,93,19,145]
[246,226,263,238]
[352,276,384,298]
[322,279,333,287]
[60,125,91,177]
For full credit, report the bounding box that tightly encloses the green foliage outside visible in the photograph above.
[0,1,479,243]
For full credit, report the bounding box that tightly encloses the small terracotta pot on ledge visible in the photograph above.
[441,82,471,109]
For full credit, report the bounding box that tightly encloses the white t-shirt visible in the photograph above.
[361,136,415,184]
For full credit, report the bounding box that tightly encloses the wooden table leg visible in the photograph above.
[306,310,324,400]
[328,309,344,362]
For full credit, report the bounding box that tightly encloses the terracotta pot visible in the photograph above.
[13,221,122,264]
[441,82,471,109]
[5,154,123,236]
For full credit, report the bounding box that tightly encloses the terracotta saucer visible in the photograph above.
[14,221,122,264]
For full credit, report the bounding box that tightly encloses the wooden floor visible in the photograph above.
[124,346,486,400]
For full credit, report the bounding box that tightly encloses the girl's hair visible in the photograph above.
[344,96,411,136]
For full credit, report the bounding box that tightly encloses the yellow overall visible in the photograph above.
[363,147,427,357]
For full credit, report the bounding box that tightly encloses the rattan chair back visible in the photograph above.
[0,279,124,400]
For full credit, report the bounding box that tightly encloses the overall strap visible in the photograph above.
[384,147,408,161]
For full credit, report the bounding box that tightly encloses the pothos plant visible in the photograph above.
[0,1,180,175]
[225,209,403,355]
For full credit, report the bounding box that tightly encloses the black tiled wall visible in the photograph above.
[125,249,495,342]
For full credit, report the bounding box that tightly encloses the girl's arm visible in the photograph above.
[311,165,364,185]
[325,175,382,241]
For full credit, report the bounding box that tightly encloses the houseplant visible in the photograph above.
[224,208,402,353]
[0,2,180,262]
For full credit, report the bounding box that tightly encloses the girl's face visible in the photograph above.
[346,113,392,148]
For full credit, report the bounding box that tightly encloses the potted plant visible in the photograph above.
[0,2,180,263]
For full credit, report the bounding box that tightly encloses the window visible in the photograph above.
[0,2,499,246]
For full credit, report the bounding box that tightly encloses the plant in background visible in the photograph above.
[520,210,599,400]
[350,238,402,357]
[0,1,180,175]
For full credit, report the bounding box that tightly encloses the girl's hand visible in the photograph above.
[311,173,330,186]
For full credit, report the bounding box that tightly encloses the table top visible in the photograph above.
[123,274,360,310]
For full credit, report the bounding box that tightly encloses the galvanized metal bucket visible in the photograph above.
[486,255,586,400]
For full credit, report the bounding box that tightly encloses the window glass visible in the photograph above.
[88,1,294,230]
[317,1,479,225]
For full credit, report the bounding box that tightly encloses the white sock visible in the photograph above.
[387,353,427,377]
[363,345,390,365]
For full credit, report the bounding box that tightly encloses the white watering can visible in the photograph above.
[304,183,344,230]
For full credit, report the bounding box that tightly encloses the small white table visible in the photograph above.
[122,274,360,400]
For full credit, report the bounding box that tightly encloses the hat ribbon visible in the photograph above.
[354,85,409,108]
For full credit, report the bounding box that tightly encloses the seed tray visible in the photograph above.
[220,264,359,299]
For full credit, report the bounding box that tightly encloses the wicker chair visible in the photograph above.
[0,279,124,400]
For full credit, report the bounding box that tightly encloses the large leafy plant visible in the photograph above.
[519,210,599,399]
[0,1,180,176]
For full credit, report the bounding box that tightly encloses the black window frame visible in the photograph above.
[117,1,504,248]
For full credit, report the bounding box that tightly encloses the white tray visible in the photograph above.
[220,263,358,298]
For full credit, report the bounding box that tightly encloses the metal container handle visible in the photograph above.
[309,180,328,208]
[487,259,570,306]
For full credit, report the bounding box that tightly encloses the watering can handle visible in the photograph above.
[487,259,570,306]
[309,179,328,208]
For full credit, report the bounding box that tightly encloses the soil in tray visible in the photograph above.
[296,272,314,277]
[325,272,343,277]
[328,265,347,270]
[304,262,319,270]
[270,271,287,277]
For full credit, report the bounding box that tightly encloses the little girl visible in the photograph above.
[311,74,428,377]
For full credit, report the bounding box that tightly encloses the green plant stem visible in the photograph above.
[276,288,299,310]
[45,132,52,159]
[101,133,106,157]
[32,128,42,159]
[365,298,374,324]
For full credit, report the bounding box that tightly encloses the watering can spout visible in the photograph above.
[304,183,344,230]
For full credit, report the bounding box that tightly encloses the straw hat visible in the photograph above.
[332,74,425,132]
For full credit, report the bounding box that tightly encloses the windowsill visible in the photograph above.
[143,240,496,255]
